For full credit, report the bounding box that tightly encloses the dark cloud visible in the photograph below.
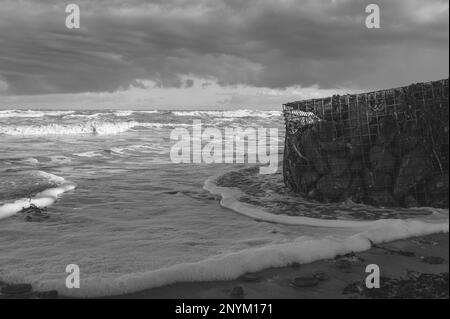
[0,0,448,95]
[185,79,194,88]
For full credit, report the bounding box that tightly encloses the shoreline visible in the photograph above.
[0,232,448,299]
[115,232,448,299]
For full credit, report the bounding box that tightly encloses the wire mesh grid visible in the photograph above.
[282,79,449,208]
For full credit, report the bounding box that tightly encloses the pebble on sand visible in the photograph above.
[291,276,320,288]
[1,283,33,295]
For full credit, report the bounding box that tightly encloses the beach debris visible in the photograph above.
[230,286,245,299]
[20,204,50,222]
[1,283,33,296]
[421,256,446,265]
[180,191,220,202]
[342,272,449,299]
[312,271,330,281]
[291,276,320,288]
[372,244,415,257]
[332,252,365,272]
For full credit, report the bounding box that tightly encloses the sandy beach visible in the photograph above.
[116,233,449,299]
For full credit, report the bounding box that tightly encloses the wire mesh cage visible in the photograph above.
[282,79,449,208]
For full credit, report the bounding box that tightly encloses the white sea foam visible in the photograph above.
[63,113,104,119]
[0,121,140,136]
[137,110,159,114]
[74,151,104,158]
[172,110,282,118]
[114,110,134,117]
[0,110,75,118]
[0,171,76,220]
[203,175,449,228]
[35,216,447,298]
[114,110,159,116]
[0,121,193,136]
[108,144,168,156]
[18,173,448,298]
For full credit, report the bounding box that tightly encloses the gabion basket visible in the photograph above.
[282,79,449,208]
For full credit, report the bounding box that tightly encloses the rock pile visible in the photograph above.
[283,79,449,208]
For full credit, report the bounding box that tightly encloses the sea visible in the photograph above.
[0,109,448,297]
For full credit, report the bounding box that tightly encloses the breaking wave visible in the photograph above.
[0,110,75,118]
[0,121,184,136]
[204,169,449,228]
[35,216,448,298]
[0,171,76,220]
[171,110,281,118]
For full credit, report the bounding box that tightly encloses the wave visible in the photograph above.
[0,121,138,136]
[0,120,194,136]
[62,113,104,119]
[35,216,447,298]
[0,110,75,118]
[0,171,76,220]
[2,170,448,298]
[172,110,282,118]
[114,110,134,117]
[204,174,449,228]
[136,110,159,114]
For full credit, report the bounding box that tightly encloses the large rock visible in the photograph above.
[343,175,365,203]
[317,121,339,142]
[393,121,419,156]
[300,171,319,190]
[320,135,348,157]
[367,190,398,207]
[404,195,420,208]
[376,115,398,145]
[394,148,432,199]
[346,123,377,159]
[363,169,393,191]
[316,174,350,201]
[329,156,349,177]
[369,146,396,172]
[300,127,328,175]
[425,173,449,207]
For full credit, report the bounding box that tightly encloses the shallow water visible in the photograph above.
[0,109,448,297]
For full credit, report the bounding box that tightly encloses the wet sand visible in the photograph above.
[117,233,449,299]
[1,233,448,299]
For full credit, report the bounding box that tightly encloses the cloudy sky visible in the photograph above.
[0,0,448,109]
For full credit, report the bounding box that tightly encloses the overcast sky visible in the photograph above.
[0,0,448,109]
